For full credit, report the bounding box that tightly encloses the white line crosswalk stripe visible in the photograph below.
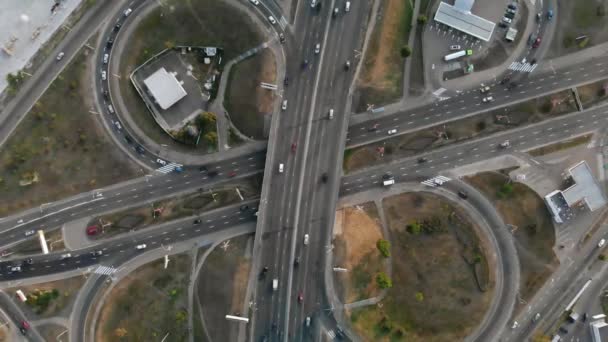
[327,330,335,339]
[156,162,183,174]
[508,62,537,73]
[421,175,451,187]
[94,265,117,275]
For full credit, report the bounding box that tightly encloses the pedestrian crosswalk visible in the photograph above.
[508,61,538,73]
[94,265,117,276]
[279,16,288,30]
[156,162,182,174]
[326,330,336,339]
[421,175,451,187]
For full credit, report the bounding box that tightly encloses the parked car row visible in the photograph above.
[499,3,517,28]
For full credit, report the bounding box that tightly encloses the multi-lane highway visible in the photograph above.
[346,56,608,148]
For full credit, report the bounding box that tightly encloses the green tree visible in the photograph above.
[415,291,424,302]
[204,132,218,145]
[417,15,428,25]
[497,182,514,198]
[400,45,412,58]
[202,112,217,125]
[407,221,421,234]
[376,272,393,289]
[376,239,391,257]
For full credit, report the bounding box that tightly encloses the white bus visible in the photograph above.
[444,49,473,62]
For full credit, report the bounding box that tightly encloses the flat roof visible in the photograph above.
[143,67,187,110]
[562,161,606,211]
[591,319,608,342]
[434,1,495,42]
[454,0,474,12]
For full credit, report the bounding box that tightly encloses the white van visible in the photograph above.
[303,234,309,245]
[345,1,351,12]
[328,109,334,119]
[279,163,284,173]
[272,278,278,291]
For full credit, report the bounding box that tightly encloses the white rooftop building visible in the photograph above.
[434,0,495,42]
[143,67,187,110]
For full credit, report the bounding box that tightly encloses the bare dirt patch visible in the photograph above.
[37,324,68,342]
[528,134,592,157]
[466,171,558,306]
[344,89,577,173]
[96,253,192,341]
[224,48,277,140]
[350,192,493,341]
[8,228,65,257]
[333,203,385,303]
[8,275,85,319]
[197,234,253,342]
[353,0,412,112]
[0,43,138,216]
[577,79,608,108]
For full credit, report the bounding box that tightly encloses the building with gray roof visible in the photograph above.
[434,1,495,42]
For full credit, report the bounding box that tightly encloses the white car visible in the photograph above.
[60,253,72,259]
[502,17,512,24]
[314,43,321,54]
[282,100,287,110]
[345,1,351,12]
[268,16,277,25]
[136,244,147,250]
[249,0,260,5]
[24,230,35,237]
[101,70,107,80]
[449,45,461,51]
[114,121,122,130]
[303,234,309,245]
[156,158,167,166]
[482,96,494,103]
[387,129,397,135]
[10,266,21,272]
[311,0,317,8]
[599,239,606,248]
[56,52,65,61]
[479,84,490,93]
[328,109,334,119]
[103,54,109,64]
[124,8,132,16]
[279,163,284,173]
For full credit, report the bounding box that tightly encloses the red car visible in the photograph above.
[228,171,237,177]
[291,143,297,152]
[532,37,542,48]
[297,292,303,303]
[21,321,30,330]
[86,225,99,236]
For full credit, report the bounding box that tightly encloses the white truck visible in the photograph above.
[444,49,472,62]
[272,278,278,291]
[499,140,511,148]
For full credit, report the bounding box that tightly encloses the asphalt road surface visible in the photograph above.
[346,56,608,148]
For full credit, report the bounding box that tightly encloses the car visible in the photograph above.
[228,171,237,177]
[124,8,132,16]
[114,121,122,130]
[533,313,541,322]
[208,170,219,177]
[25,258,33,265]
[530,58,537,65]
[499,140,510,148]
[303,234,309,245]
[20,327,27,335]
[505,12,515,19]
[559,327,568,334]
[249,0,260,5]
[135,145,145,154]
[506,8,516,14]
[268,16,277,25]
[239,205,249,212]
[103,53,109,64]
[101,70,107,80]
[536,12,542,22]
[56,52,65,61]
[382,173,393,181]
[502,17,512,24]
[311,0,317,7]
[532,37,542,48]
[10,266,22,272]
[282,100,288,110]
[482,96,494,103]
[528,33,536,45]
[418,157,428,163]
[479,84,490,93]
[114,23,122,31]
[458,190,468,199]
[368,123,379,131]
[291,143,297,152]
[449,45,461,51]
[60,253,72,259]
[103,90,109,99]
[21,321,30,330]
[297,292,304,303]
[284,76,289,86]
[314,43,320,54]
[124,135,133,144]
[321,173,328,183]
[279,33,285,43]
[302,59,309,69]
[344,60,351,70]
[90,250,103,257]
[498,22,508,29]
[294,257,300,267]
[507,3,517,10]
[547,9,553,20]
[583,313,588,322]
[193,219,202,225]
[511,321,519,329]
[86,225,100,236]
[106,38,114,48]
[305,316,311,327]
[24,230,35,237]
[156,158,167,165]
[599,239,606,247]
[199,166,208,172]
[345,1,350,12]
[387,129,397,135]
[107,104,115,114]
[136,244,147,250]
[279,163,284,173]
[328,109,334,119]
[332,7,338,17]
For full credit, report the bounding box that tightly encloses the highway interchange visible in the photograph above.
[1,0,608,341]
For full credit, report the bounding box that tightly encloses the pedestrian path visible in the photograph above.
[421,175,451,187]
[508,61,538,73]
[94,265,117,276]
[156,162,182,174]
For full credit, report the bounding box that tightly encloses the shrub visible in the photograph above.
[415,291,424,302]
[376,239,391,257]
[406,221,421,234]
[417,15,428,25]
[400,45,412,58]
[600,254,607,261]
[376,272,393,289]
[497,183,514,198]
